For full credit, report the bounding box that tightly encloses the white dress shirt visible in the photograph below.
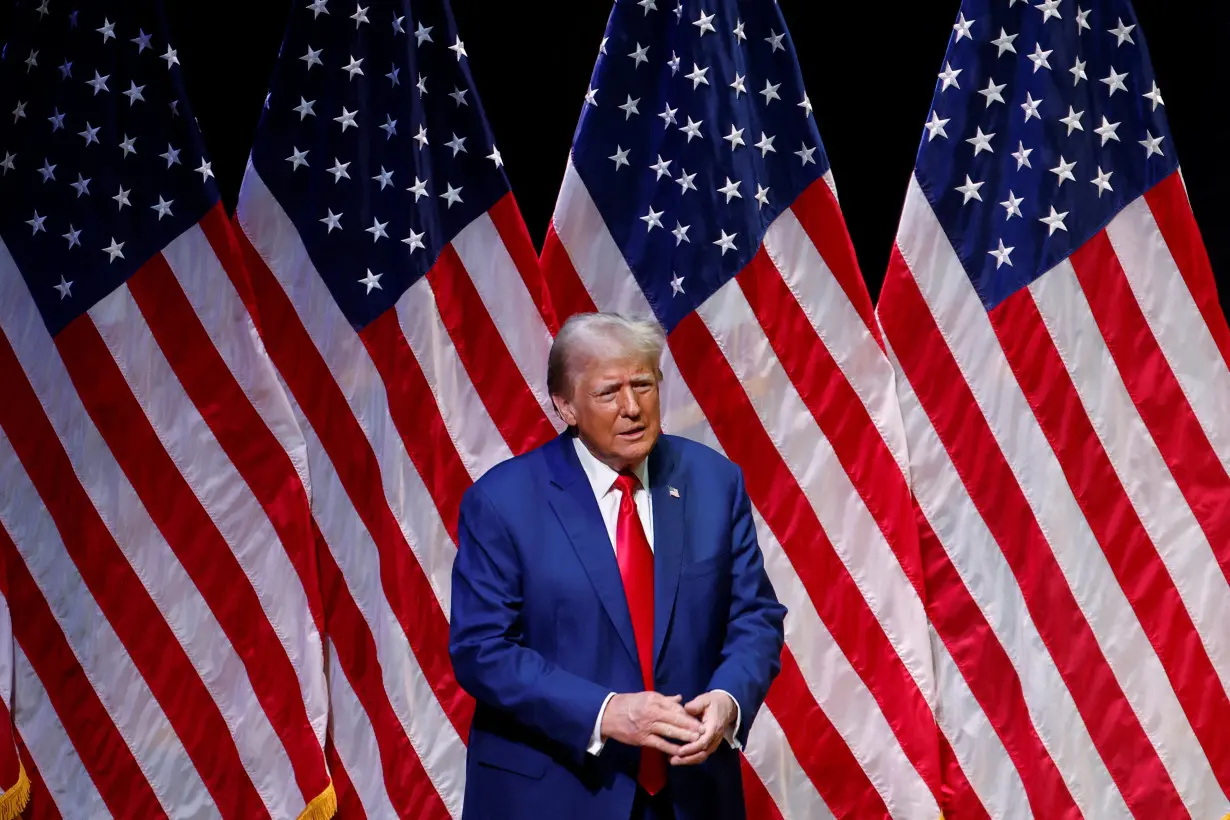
[572,438,741,755]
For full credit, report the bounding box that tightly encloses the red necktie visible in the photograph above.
[611,472,667,795]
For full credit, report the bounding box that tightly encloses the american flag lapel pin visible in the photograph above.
[669,486,680,498]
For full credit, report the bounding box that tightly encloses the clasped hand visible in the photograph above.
[600,690,735,766]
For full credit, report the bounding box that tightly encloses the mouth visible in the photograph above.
[617,426,646,440]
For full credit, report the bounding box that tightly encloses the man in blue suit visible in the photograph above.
[450,312,786,820]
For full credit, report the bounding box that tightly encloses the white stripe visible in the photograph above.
[0,240,284,818]
[0,430,209,817]
[397,276,513,479]
[1104,196,1230,472]
[884,335,1126,819]
[323,637,398,820]
[12,646,110,819]
[822,169,838,203]
[897,172,1226,815]
[743,706,833,820]
[1030,262,1230,696]
[451,212,560,428]
[237,166,454,615]
[0,582,10,712]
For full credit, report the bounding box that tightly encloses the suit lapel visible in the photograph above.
[649,438,684,673]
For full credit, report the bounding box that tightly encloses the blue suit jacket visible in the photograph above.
[449,432,786,820]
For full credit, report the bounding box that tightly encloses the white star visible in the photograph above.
[123,81,145,105]
[1109,17,1135,46]
[445,133,467,156]
[618,95,640,119]
[392,15,405,34]
[694,10,716,35]
[301,46,322,70]
[0,152,14,176]
[440,183,463,207]
[48,108,65,130]
[415,22,433,45]
[628,42,649,67]
[670,273,685,296]
[937,62,962,91]
[1020,92,1043,121]
[379,114,397,138]
[799,94,813,117]
[97,17,116,42]
[487,145,503,168]
[70,172,91,197]
[350,3,369,27]
[161,143,181,167]
[754,184,770,209]
[1035,0,1062,23]
[414,125,428,148]
[924,111,950,141]
[151,195,174,220]
[320,209,343,232]
[365,218,388,242]
[609,145,630,170]
[754,132,776,157]
[1143,81,1165,111]
[717,177,742,203]
[765,29,786,52]
[1028,43,1053,72]
[1094,116,1121,145]
[1075,6,1091,31]
[679,117,704,142]
[342,55,364,80]
[955,175,984,204]
[730,73,746,97]
[584,85,599,107]
[759,80,781,104]
[1139,131,1165,158]
[286,147,309,170]
[991,28,1018,56]
[1091,166,1114,197]
[417,73,428,95]
[966,126,995,155]
[1039,206,1069,235]
[723,125,745,150]
[86,70,110,95]
[327,158,351,182]
[713,230,737,256]
[113,186,132,209]
[794,142,816,165]
[685,63,710,89]
[733,20,746,42]
[407,176,428,200]
[674,2,683,21]
[386,66,400,86]
[402,229,425,253]
[988,239,1014,269]
[11,100,26,123]
[450,86,469,107]
[1050,155,1077,186]
[675,169,697,194]
[659,103,678,126]
[55,276,73,300]
[979,77,1006,106]
[372,166,394,189]
[641,206,664,231]
[35,0,50,18]
[668,52,680,74]
[24,49,38,73]
[307,0,329,18]
[78,122,100,146]
[1070,56,1087,85]
[131,29,152,52]
[953,12,975,41]
[334,107,358,130]
[62,224,81,249]
[103,237,125,262]
[162,46,179,68]
[26,211,46,234]
[37,158,55,181]
[672,222,690,245]
[191,161,213,185]
[359,269,383,293]
[638,0,658,14]
[1059,106,1084,135]
[449,36,467,60]
[1001,190,1024,219]
[1101,66,1128,96]
[651,154,673,179]
[59,59,72,78]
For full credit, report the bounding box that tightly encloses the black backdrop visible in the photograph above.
[166,0,1228,308]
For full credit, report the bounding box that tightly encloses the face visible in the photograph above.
[552,353,662,472]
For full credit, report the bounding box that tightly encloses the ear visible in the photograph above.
[551,393,578,427]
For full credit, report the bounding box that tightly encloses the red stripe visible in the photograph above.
[739,754,785,820]
[764,648,888,818]
[936,729,988,820]
[227,219,473,742]
[15,730,59,820]
[487,194,559,334]
[540,226,599,323]
[915,511,1079,818]
[1143,172,1230,371]
[0,514,166,818]
[877,246,1186,817]
[1071,231,1230,590]
[788,177,884,349]
[428,245,557,456]
[323,734,366,820]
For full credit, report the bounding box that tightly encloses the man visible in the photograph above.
[450,312,787,820]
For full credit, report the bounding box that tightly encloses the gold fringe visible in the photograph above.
[296,780,337,820]
[0,763,30,820]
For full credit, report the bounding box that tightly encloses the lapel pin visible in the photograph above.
[668,486,680,498]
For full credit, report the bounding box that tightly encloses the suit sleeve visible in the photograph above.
[449,482,612,761]
[705,468,787,747]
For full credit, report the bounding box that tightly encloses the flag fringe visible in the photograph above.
[0,763,30,820]
[296,780,337,820]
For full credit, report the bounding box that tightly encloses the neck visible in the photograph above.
[574,433,645,474]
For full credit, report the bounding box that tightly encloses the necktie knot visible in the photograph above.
[612,471,640,497]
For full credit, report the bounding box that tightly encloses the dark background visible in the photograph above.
[166,1,1228,306]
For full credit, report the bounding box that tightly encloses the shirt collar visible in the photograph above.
[572,435,651,498]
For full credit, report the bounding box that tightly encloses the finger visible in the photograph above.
[656,709,704,736]
[649,720,702,744]
[669,748,712,766]
[683,694,708,715]
[642,734,686,756]
[671,725,716,758]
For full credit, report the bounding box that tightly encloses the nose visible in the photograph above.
[616,384,641,418]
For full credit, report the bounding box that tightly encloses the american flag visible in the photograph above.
[539,1,954,817]
[877,0,1230,817]
[0,1,337,818]
[232,0,559,816]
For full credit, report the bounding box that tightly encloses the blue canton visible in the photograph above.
[916,0,1177,311]
[251,0,509,332]
[0,0,220,336]
[573,0,828,333]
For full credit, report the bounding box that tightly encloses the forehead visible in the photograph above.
[575,354,656,384]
